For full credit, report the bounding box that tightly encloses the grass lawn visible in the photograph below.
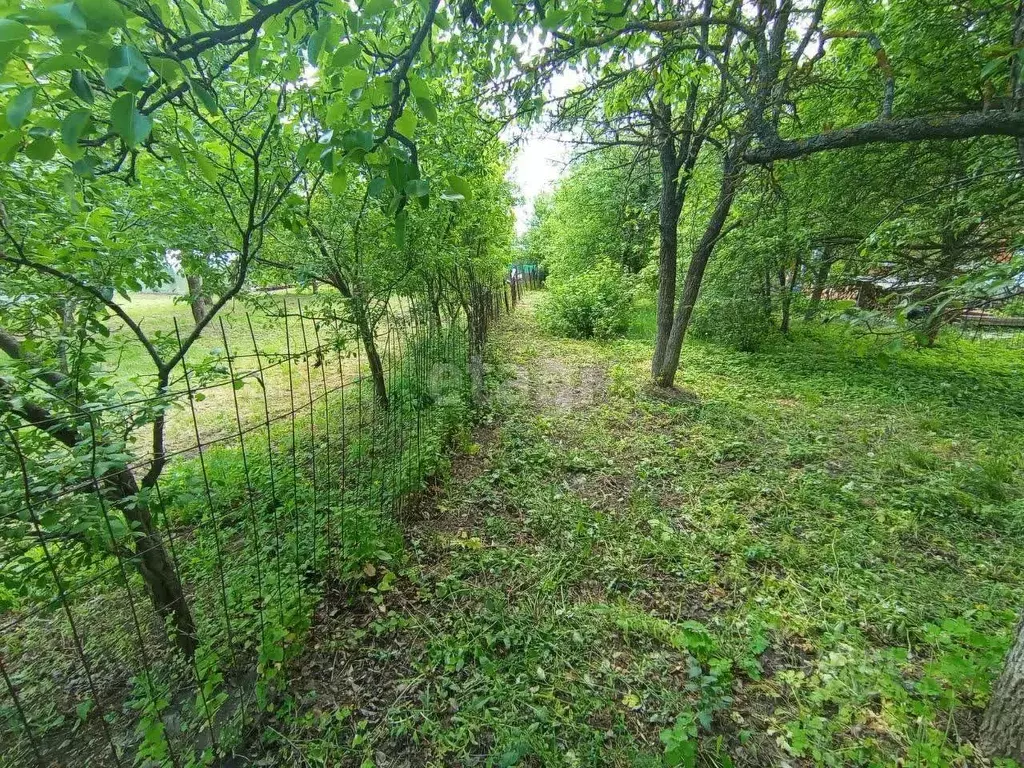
[254,291,1024,766]
[107,291,405,456]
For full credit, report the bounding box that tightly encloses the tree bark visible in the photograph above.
[654,146,744,388]
[108,467,197,655]
[352,300,389,409]
[804,253,833,320]
[1009,0,1024,164]
[467,281,488,406]
[186,273,212,326]
[0,376,197,655]
[981,619,1024,763]
[651,111,684,378]
[745,110,1024,164]
[56,298,77,375]
[780,257,801,334]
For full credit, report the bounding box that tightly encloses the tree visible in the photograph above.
[481,0,1024,387]
[0,0,463,654]
[523,147,658,278]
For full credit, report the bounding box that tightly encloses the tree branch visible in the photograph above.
[745,110,1024,163]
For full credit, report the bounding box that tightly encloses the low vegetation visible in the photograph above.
[253,296,1024,766]
[4,0,1024,764]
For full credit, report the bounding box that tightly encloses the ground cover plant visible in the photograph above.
[4,0,1024,764]
[245,295,1023,766]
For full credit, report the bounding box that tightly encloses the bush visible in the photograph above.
[636,260,660,293]
[537,261,633,339]
[690,292,775,352]
[689,258,776,352]
[999,297,1024,318]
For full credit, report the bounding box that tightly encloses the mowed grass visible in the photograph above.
[256,292,1024,767]
[108,291,401,456]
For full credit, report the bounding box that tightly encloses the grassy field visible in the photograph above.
[107,291,404,456]
[253,292,1024,766]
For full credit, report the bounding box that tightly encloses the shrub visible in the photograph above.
[537,260,633,339]
[636,260,661,293]
[689,256,776,352]
[999,297,1024,318]
[690,291,775,352]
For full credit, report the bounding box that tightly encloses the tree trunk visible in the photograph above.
[467,282,487,406]
[981,619,1024,762]
[651,108,684,378]
[780,257,801,334]
[353,302,389,409]
[109,467,197,656]
[1,382,197,656]
[186,273,212,326]
[425,276,444,328]
[655,146,744,388]
[804,254,833,320]
[1010,0,1024,164]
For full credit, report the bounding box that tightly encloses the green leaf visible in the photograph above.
[387,156,409,187]
[342,67,368,93]
[319,146,335,171]
[243,44,260,77]
[193,83,218,114]
[42,2,87,30]
[195,152,218,182]
[34,53,88,75]
[76,699,95,722]
[491,0,516,23]
[77,0,126,30]
[0,131,23,162]
[225,0,241,21]
[150,56,183,84]
[110,93,152,147]
[394,209,407,248]
[332,42,361,70]
[308,17,331,65]
[363,0,390,17]
[61,109,91,147]
[395,106,417,137]
[104,45,149,91]
[6,87,36,130]
[330,169,349,195]
[342,129,373,152]
[72,154,99,176]
[0,19,30,42]
[408,74,430,98]
[444,174,472,202]
[416,96,437,123]
[168,142,186,169]
[70,70,94,103]
[405,178,429,197]
[25,136,56,160]
[540,7,568,30]
[296,141,318,166]
[980,55,1008,81]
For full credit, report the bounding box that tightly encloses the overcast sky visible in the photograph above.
[508,131,568,235]
[505,68,583,236]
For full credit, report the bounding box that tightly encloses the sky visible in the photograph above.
[508,130,568,235]
[505,68,584,236]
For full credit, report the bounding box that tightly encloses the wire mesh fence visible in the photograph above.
[0,274,533,766]
[949,314,1024,350]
